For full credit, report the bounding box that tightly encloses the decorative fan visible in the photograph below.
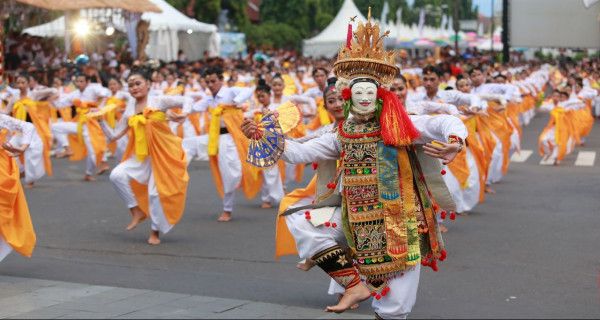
[86,103,120,118]
[274,101,302,134]
[246,113,285,168]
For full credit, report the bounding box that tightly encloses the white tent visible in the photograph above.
[22,0,220,61]
[302,0,367,57]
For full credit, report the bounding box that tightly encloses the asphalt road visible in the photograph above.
[1,112,599,318]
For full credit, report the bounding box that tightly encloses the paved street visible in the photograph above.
[1,112,599,318]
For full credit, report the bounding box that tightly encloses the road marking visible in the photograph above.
[539,156,555,166]
[574,151,596,166]
[511,150,533,163]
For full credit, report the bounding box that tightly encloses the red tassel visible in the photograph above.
[450,212,456,220]
[312,162,318,170]
[430,259,439,272]
[440,210,447,219]
[331,222,337,228]
[324,222,331,227]
[327,182,336,189]
[375,294,382,300]
[378,88,420,147]
[439,249,447,261]
[432,204,439,211]
[371,292,377,297]
[440,169,446,175]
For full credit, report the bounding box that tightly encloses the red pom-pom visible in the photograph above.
[305,216,311,220]
[327,182,336,189]
[439,249,447,261]
[421,259,429,267]
[432,204,439,211]
[440,210,447,219]
[332,223,337,228]
[341,87,352,100]
[431,259,439,272]
[324,222,331,227]
[381,290,388,297]
[450,212,456,220]
[440,169,447,175]
[371,292,377,297]
[312,162,318,170]
[304,211,310,216]
[377,87,386,99]
[375,294,382,300]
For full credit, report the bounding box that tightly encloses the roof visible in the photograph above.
[15,0,161,13]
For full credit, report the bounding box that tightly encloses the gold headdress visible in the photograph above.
[333,9,398,86]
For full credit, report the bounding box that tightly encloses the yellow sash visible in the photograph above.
[128,111,167,162]
[12,98,34,121]
[207,104,237,156]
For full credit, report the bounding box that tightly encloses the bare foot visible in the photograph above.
[25,182,34,189]
[56,149,73,159]
[97,162,110,175]
[485,186,496,194]
[261,201,272,209]
[147,230,161,245]
[326,283,371,313]
[337,294,359,310]
[217,211,232,222]
[126,207,146,231]
[438,224,448,233]
[84,175,96,182]
[296,258,316,271]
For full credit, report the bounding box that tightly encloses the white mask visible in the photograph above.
[350,82,378,119]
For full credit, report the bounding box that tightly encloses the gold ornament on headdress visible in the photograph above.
[333,8,399,86]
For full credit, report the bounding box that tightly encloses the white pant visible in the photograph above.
[486,134,503,184]
[182,133,241,212]
[261,166,284,204]
[10,133,45,184]
[169,119,197,139]
[109,157,173,234]
[51,122,98,175]
[286,202,420,318]
[441,149,480,213]
[0,235,12,263]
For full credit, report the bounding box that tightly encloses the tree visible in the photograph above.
[167,0,221,24]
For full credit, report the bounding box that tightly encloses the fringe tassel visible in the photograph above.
[378,87,420,146]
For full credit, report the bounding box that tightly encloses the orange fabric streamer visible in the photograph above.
[446,148,469,190]
[484,103,513,174]
[208,108,262,199]
[12,100,54,176]
[67,101,107,167]
[463,116,487,202]
[274,176,318,259]
[0,145,36,258]
[122,110,189,225]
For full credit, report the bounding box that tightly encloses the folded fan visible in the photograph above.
[274,101,302,134]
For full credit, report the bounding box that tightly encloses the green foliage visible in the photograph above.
[167,0,221,24]
[244,22,303,50]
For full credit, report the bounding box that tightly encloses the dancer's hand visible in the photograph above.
[241,118,259,139]
[167,110,187,123]
[2,142,27,156]
[423,141,461,165]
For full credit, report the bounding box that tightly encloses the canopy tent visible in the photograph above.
[302,0,366,57]
[14,0,161,13]
[22,0,220,61]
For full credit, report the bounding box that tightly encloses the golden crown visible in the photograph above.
[333,9,399,86]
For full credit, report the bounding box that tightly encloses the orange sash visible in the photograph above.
[67,100,107,167]
[0,137,36,258]
[12,99,53,176]
[463,117,487,202]
[484,103,513,174]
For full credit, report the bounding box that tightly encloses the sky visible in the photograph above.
[405,0,500,17]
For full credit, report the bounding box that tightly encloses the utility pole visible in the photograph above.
[491,0,495,56]
[502,0,509,63]
[453,0,459,55]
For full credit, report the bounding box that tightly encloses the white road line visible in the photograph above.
[539,156,555,166]
[574,151,596,167]
[511,150,533,163]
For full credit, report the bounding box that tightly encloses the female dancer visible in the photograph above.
[106,69,191,245]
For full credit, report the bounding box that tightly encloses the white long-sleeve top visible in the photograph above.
[184,86,253,114]
[0,114,35,145]
[101,95,192,140]
[405,99,460,116]
[4,87,58,114]
[282,115,467,164]
[472,83,519,102]
[408,89,483,109]
[53,83,110,109]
